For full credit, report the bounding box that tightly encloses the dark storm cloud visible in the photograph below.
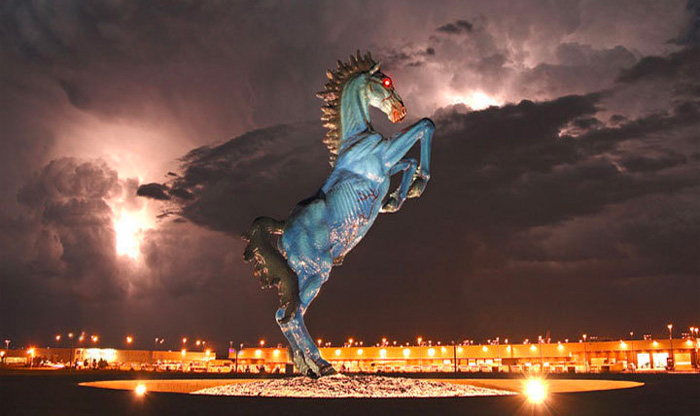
[616,45,699,83]
[516,43,637,99]
[136,182,171,201]
[139,122,329,234]
[436,19,474,34]
[15,158,124,299]
[140,49,699,338]
[671,0,700,45]
[2,0,697,347]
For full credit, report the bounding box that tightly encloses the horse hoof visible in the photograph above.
[319,364,337,377]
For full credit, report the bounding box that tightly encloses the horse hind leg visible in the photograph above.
[242,217,299,321]
[276,302,336,378]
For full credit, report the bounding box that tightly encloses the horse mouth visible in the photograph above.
[390,105,407,123]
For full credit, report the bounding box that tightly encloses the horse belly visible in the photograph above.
[326,177,387,259]
[280,198,332,279]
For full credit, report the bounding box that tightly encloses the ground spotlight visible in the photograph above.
[135,383,147,396]
[524,378,547,404]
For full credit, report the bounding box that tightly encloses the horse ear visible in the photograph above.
[369,62,380,75]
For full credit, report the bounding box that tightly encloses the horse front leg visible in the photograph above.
[381,158,417,213]
[383,118,434,199]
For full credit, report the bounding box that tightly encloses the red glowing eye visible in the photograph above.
[383,78,392,88]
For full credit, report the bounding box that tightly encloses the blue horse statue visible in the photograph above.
[243,51,434,377]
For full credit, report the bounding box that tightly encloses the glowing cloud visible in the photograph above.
[447,91,502,110]
[113,208,153,260]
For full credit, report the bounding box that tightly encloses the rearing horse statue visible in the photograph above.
[243,51,434,377]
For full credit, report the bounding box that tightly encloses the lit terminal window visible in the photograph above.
[379,349,387,358]
[335,349,341,356]
[428,348,435,357]
[403,348,411,358]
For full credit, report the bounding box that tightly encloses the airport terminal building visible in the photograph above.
[232,338,699,374]
[4,337,697,374]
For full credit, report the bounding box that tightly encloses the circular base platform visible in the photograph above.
[80,376,643,399]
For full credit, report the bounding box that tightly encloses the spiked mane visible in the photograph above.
[316,50,377,166]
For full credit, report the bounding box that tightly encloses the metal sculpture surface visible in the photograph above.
[243,51,434,377]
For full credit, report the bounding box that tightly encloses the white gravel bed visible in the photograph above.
[192,374,515,398]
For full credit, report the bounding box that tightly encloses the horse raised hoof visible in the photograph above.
[407,175,429,199]
[380,194,400,213]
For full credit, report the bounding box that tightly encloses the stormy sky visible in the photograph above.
[1,0,698,351]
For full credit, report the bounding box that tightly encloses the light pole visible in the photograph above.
[630,331,636,371]
[691,327,699,370]
[153,337,164,364]
[582,334,588,373]
[667,324,674,371]
[235,343,243,373]
[452,341,457,374]
[417,337,423,373]
[67,333,75,370]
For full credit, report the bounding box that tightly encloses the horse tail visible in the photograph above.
[242,217,299,318]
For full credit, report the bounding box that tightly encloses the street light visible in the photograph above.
[235,343,243,373]
[417,337,423,372]
[667,324,674,371]
[690,327,699,369]
[68,333,75,370]
[153,337,164,365]
[27,348,35,368]
[582,334,588,373]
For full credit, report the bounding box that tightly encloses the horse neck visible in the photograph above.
[340,76,371,142]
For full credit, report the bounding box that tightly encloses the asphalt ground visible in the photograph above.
[1,370,698,416]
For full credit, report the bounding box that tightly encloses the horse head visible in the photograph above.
[317,51,407,166]
[365,62,407,123]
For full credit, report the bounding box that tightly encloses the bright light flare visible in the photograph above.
[135,383,147,396]
[448,91,501,111]
[114,209,148,259]
[524,379,547,404]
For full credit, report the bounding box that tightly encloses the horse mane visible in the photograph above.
[316,50,377,166]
